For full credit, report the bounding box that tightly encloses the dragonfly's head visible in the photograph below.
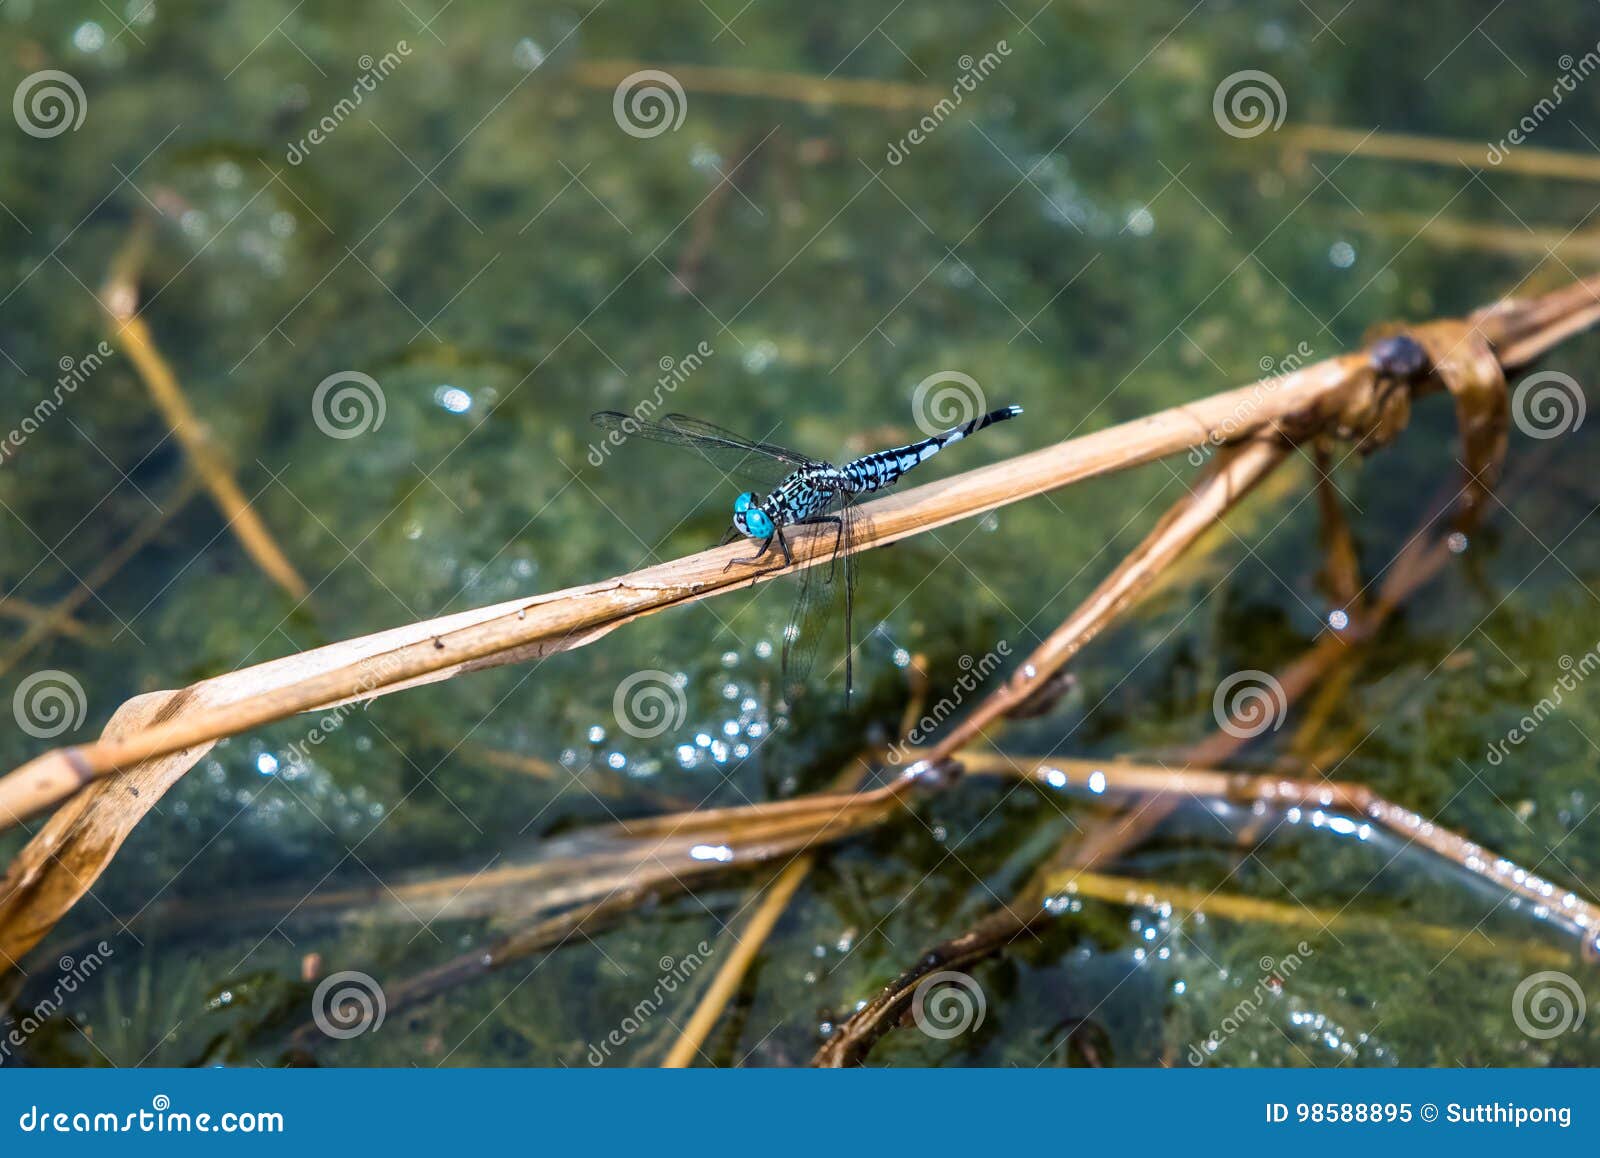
[732,492,774,540]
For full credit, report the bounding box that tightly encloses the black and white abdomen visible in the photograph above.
[842,405,1022,495]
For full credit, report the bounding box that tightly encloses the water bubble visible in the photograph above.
[742,341,778,373]
[73,22,107,53]
[513,38,546,70]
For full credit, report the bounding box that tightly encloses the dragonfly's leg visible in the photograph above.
[793,514,845,580]
[723,535,774,572]
[775,526,794,567]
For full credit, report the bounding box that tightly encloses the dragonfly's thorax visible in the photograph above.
[763,464,847,530]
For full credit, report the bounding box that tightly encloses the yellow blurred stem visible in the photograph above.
[104,297,308,601]
[1280,124,1600,184]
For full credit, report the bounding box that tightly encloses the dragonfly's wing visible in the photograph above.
[652,415,818,469]
[591,411,811,487]
[779,495,859,704]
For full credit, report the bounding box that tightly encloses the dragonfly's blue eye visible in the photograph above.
[733,494,773,539]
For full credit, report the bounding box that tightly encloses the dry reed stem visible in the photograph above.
[662,855,811,1067]
[1043,869,1575,968]
[920,438,1291,772]
[813,750,1595,1065]
[956,753,1600,950]
[1278,124,1600,184]
[278,792,914,1049]
[1339,210,1600,267]
[661,664,930,1067]
[102,268,308,601]
[0,599,100,644]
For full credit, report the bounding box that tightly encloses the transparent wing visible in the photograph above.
[591,411,813,487]
[779,495,860,704]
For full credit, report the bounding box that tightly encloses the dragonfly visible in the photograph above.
[591,404,1023,701]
